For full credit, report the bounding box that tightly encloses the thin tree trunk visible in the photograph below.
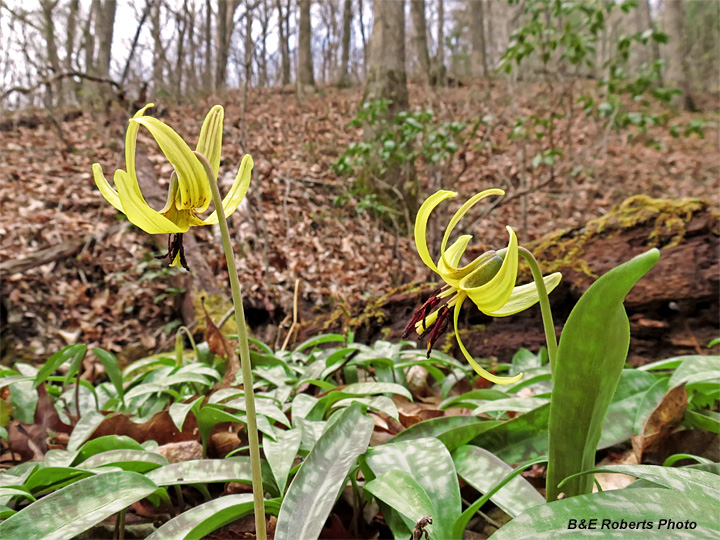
[204,0,213,91]
[338,0,353,87]
[470,0,488,77]
[84,0,99,75]
[664,0,697,110]
[186,0,197,92]
[358,0,367,75]
[298,0,315,93]
[363,0,414,214]
[244,6,253,87]
[152,1,164,93]
[410,0,431,82]
[215,0,240,90]
[277,0,291,84]
[40,0,63,103]
[96,0,117,79]
[175,3,188,94]
[434,0,445,85]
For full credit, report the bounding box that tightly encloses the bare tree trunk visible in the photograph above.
[338,0,353,87]
[485,0,495,69]
[363,0,414,214]
[244,6,254,87]
[40,0,63,103]
[664,0,697,110]
[276,0,291,85]
[215,0,240,91]
[470,0,488,77]
[175,3,188,94]
[84,0,99,74]
[186,0,198,92]
[96,0,117,79]
[258,1,270,87]
[358,0,368,75]
[204,0,214,91]
[434,0,446,85]
[152,1,164,94]
[410,0,431,82]
[298,0,315,94]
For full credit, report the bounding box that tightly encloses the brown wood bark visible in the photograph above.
[338,0,353,87]
[410,0,431,82]
[470,0,488,77]
[298,0,316,94]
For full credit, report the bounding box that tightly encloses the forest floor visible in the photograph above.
[1,80,718,365]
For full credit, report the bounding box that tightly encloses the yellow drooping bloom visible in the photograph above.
[93,104,253,268]
[405,189,562,384]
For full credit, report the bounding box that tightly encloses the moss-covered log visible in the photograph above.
[297,195,719,366]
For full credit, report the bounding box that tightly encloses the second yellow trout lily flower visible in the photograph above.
[404,189,562,384]
[92,104,253,268]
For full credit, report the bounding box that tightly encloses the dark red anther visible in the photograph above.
[426,305,451,358]
[402,292,442,339]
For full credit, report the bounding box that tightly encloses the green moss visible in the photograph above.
[530,195,712,280]
[191,289,235,334]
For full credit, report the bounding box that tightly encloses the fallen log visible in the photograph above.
[298,195,719,366]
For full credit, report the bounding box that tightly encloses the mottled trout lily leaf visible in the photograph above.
[405,189,561,384]
[92,104,253,269]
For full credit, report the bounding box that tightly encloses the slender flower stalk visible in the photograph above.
[519,247,558,370]
[195,152,266,540]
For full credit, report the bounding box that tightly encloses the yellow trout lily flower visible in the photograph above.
[92,103,253,268]
[404,189,562,384]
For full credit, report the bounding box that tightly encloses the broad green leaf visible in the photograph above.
[364,437,461,540]
[146,494,281,540]
[67,411,107,451]
[0,487,34,501]
[168,396,203,432]
[0,463,37,487]
[547,249,659,501]
[91,348,125,404]
[0,471,157,540]
[24,467,94,495]
[490,488,720,539]
[453,445,544,518]
[364,471,439,538]
[440,389,509,410]
[73,435,145,465]
[472,397,549,416]
[77,449,167,473]
[34,345,87,389]
[264,428,302,494]
[684,409,720,434]
[569,465,720,499]
[275,403,373,540]
[332,395,398,419]
[147,458,253,487]
[632,378,669,433]
[294,334,346,352]
[472,370,655,464]
[341,381,412,400]
[291,394,318,424]
[392,416,497,447]
[669,355,720,390]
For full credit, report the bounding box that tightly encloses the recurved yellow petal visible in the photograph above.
[460,226,518,313]
[92,164,124,212]
[196,105,224,181]
[440,188,504,271]
[114,170,185,234]
[202,154,254,225]
[453,295,522,385]
[125,103,154,188]
[414,190,457,274]
[133,116,210,212]
[486,272,562,317]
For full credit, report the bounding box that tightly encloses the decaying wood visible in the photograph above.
[0,224,121,279]
[298,196,719,365]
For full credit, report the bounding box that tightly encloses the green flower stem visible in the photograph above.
[195,152,267,540]
[518,247,558,371]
